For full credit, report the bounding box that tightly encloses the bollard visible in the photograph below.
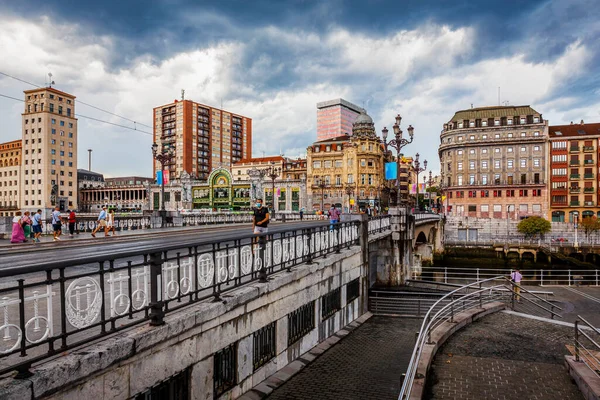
[574,320,580,361]
[148,252,165,326]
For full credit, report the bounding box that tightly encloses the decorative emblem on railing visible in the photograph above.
[197,254,215,288]
[65,278,102,329]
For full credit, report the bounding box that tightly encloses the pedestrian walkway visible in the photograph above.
[425,312,583,400]
[267,316,422,400]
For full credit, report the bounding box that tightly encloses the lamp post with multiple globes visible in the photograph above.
[381,114,414,206]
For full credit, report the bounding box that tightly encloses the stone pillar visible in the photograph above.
[389,206,414,285]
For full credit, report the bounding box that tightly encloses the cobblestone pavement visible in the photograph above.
[267,317,422,400]
[426,312,583,400]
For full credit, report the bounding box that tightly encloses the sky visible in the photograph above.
[0,0,599,178]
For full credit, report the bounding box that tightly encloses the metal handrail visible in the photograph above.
[506,280,563,314]
[574,315,600,378]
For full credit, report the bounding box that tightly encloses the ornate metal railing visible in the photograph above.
[368,215,391,234]
[0,221,360,376]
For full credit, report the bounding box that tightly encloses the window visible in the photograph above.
[521,132,526,137]
[482,149,488,154]
[519,189,528,197]
[534,146,540,151]
[482,160,488,169]
[360,159,366,167]
[482,175,488,185]
[506,190,515,197]
[495,134,500,139]
[469,135,475,140]
[313,161,321,168]
[494,160,500,169]
[468,190,477,198]
[493,190,502,197]
[534,131,540,136]
[324,161,331,168]
[494,120,500,126]
[495,148,500,153]
[508,133,513,137]
[533,159,540,167]
[480,190,489,197]
[469,149,475,154]
[457,150,463,155]
[457,176,463,185]
[507,160,513,168]
[469,161,475,170]
[457,162,463,171]
[520,159,526,168]
[507,147,513,153]
[51,118,56,124]
[520,204,528,212]
[469,175,475,184]
[482,121,488,127]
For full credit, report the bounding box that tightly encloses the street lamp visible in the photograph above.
[151,142,175,227]
[263,161,280,219]
[382,114,414,206]
[426,171,435,211]
[345,183,356,213]
[317,180,329,212]
[413,153,427,211]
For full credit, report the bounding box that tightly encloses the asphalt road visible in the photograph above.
[0,220,329,271]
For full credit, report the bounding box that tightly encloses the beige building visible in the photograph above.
[21,87,78,212]
[153,100,252,182]
[307,111,385,211]
[231,156,286,182]
[439,105,548,219]
[0,140,22,216]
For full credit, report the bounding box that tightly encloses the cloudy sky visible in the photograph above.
[0,0,599,178]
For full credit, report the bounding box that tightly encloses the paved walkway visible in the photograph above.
[267,316,422,400]
[426,312,583,400]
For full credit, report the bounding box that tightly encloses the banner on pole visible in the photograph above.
[385,162,397,180]
[163,170,170,185]
[156,170,163,185]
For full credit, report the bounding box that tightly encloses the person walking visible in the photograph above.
[299,208,304,221]
[10,212,26,243]
[106,209,116,236]
[31,209,43,243]
[328,204,341,230]
[252,198,270,234]
[91,206,108,238]
[22,211,32,240]
[510,268,523,302]
[67,209,76,237]
[51,206,63,241]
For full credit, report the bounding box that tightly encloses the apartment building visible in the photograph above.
[316,98,364,141]
[0,140,22,216]
[21,87,78,212]
[548,121,600,222]
[307,111,385,211]
[231,156,285,182]
[153,100,252,181]
[439,106,548,219]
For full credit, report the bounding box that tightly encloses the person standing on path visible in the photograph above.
[32,209,43,243]
[91,206,108,238]
[51,206,63,241]
[106,209,116,236]
[10,212,26,243]
[252,198,270,234]
[22,211,32,240]
[510,268,523,302]
[328,204,341,230]
[299,208,304,221]
[67,209,76,237]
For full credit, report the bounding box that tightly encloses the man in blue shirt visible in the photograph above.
[31,209,43,243]
[91,206,107,238]
[51,206,63,241]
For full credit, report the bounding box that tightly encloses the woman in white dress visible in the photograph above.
[106,209,116,236]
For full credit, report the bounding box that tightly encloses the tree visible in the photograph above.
[517,216,551,239]
[580,216,600,239]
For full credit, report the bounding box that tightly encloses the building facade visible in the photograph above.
[0,140,22,216]
[21,87,78,212]
[231,156,286,182]
[153,100,252,182]
[439,106,548,219]
[548,121,600,223]
[77,169,105,189]
[307,111,385,211]
[78,175,152,213]
[316,98,364,142]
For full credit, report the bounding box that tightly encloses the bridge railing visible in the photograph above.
[413,266,600,287]
[574,315,600,379]
[367,215,391,235]
[0,221,360,377]
[399,277,562,399]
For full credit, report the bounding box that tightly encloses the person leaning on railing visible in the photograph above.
[510,268,523,302]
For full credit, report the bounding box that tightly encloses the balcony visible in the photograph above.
[584,173,595,179]
[570,174,580,179]
[585,201,595,206]
[569,187,581,193]
[569,160,580,165]
[570,201,580,206]
[584,187,595,193]
[583,146,594,152]
[570,146,580,152]
[584,159,595,165]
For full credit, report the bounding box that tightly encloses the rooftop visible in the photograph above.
[317,98,364,114]
[549,121,600,138]
[24,86,76,99]
[312,134,351,144]
[450,105,540,122]
[234,156,285,164]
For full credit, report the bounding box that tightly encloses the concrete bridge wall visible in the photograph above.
[1,248,365,400]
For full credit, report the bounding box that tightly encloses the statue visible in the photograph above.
[247,167,266,201]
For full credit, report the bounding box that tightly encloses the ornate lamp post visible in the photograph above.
[263,161,280,219]
[413,153,427,211]
[151,142,175,227]
[382,114,414,206]
[317,180,329,212]
[426,171,435,210]
[344,183,356,213]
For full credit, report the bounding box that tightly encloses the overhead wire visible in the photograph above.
[0,71,153,129]
[0,93,153,135]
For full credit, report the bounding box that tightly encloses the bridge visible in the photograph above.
[0,209,442,399]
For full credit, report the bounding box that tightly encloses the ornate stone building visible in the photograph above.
[307,111,385,211]
[439,105,548,219]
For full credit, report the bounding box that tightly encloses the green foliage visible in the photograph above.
[517,216,551,239]
[580,216,600,238]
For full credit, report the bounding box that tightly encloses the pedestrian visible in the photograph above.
[328,204,341,230]
[510,268,523,302]
[252,198,270,234]
[366,205,373,217]
[10,211,26,243]
[51,206,63,241]
[68,209,76,237]
[31,209,43,243]
[106,209,116,236]
[22,211,32,240]
[91,206,108,238]
[299,208,304,221]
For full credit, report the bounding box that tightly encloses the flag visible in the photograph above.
[156,170,163,185]
[385,162,397,180]
[163,170,170,185]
